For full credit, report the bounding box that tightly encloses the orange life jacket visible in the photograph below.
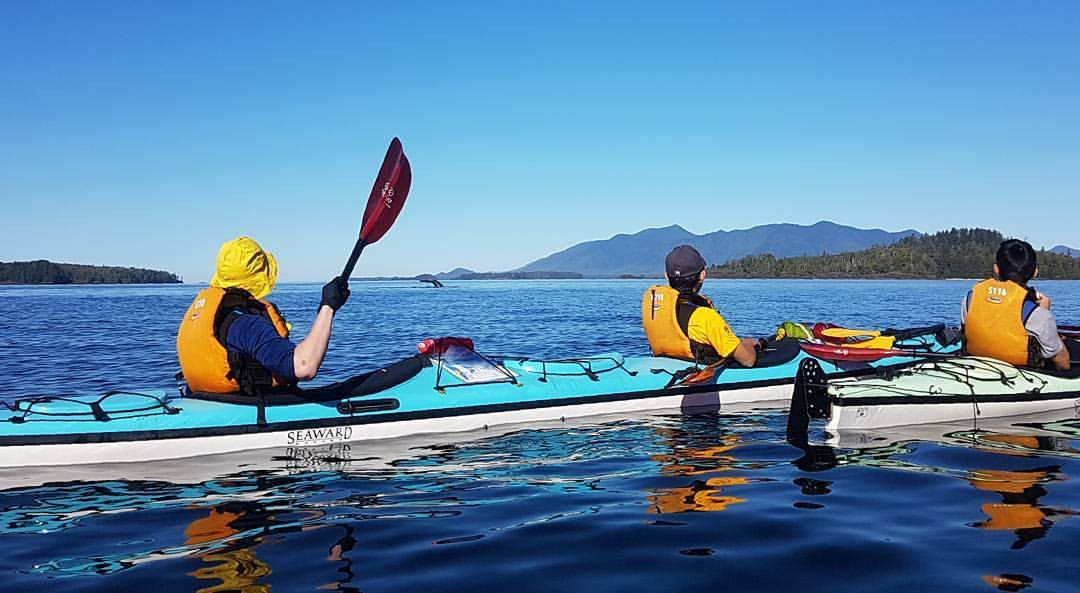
[963,278,1038,366]
[641,285,721,364]
[177,287,290,394]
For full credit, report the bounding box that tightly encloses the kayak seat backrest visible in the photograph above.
[187,355,428,406]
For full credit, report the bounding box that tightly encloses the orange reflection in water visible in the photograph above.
[647,434,750,513]
[650,435,741,476]
[975,434,1079,458]
[980,573,1033,591]
[184,508,243,546]
[182,503,357,593]
[966,466,1079,550]
[649,477,749,513]
[968,464,1079,588]
[189,547,272,593]
[185,505,273,593]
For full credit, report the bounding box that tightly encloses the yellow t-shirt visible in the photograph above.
[686,307,742,358]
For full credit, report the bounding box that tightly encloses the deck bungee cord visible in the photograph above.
[824,358,1050,399]
[788,350,1080,440]
[4,391,180,424]
[0,330,958,467]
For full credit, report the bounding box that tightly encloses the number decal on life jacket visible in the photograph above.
[985,285,1008,304]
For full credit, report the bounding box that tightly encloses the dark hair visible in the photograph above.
[996,239,1037,284]
[668,273,700,294]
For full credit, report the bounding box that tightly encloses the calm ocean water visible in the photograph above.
[1,279,1079,592]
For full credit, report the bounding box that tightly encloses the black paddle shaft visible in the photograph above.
[341,240,367,280]
[883,324,946,341]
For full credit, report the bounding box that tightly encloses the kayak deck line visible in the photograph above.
[831,389,1080,407]
[0,337,958,467]
[788,356,1080,436]
[0,375,783,447]
[0,385,789,467]
[3,390,181,424]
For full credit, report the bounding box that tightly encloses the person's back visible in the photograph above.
[177,283,293,394]
[177,236,350,394]
[962,239,1072,371]
[642,245,759,367]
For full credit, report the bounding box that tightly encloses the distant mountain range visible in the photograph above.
[1051,245,1080,258]
[435,267,477,280]
[515,221,920,277]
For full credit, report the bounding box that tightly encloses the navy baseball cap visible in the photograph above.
[665,245,706,278]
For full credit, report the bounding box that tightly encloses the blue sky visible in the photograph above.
[2,1,1077,282]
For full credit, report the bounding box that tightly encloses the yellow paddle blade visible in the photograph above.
[820,327,896,350]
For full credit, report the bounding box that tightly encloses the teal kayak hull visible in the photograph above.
[0,346,942,467]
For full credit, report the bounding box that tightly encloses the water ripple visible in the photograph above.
[2,281,1080,591]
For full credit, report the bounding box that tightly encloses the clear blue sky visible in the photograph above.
[2,1,1077,282]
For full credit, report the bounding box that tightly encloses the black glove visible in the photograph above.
[320,276,350,312]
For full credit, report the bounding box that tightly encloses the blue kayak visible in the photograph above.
[0,337,950,467]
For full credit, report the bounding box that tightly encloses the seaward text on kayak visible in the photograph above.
[285,426,354,445]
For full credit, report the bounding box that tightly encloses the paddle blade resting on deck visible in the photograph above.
[799,342,896,363]
[799,341,960,363]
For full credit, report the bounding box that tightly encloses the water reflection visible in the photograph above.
[4,410,1080,591]
[641,411,790,514]
[648,435,750,513]
[791,430,1080,540]
[183,501,360,593]
[789,416,1080,592]
[981,573,1034,591]
[190,547,271,593]
[967,467,1068,549]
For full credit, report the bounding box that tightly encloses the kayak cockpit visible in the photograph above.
[186,355,428,406]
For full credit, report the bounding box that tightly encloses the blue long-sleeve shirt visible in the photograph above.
[223,310,297,382]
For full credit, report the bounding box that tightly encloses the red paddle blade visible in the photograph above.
[799,342,897,363]
[359,137,412,244]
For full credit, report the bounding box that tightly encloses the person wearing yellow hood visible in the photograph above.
[177,236,351,394]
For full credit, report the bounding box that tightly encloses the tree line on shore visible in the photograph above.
[0,260,182,284]
[707,229,1080,279]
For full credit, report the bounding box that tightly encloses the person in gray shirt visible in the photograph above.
[962,240,1073,371]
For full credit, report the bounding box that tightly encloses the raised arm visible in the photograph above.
[293,277,349,380]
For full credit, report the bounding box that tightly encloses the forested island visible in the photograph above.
[707,229,1080,280]
[0,260,182,284]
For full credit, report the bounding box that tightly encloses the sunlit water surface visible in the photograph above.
[1,280,1079,592]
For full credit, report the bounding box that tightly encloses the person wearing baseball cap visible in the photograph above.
[641,245,761,367]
